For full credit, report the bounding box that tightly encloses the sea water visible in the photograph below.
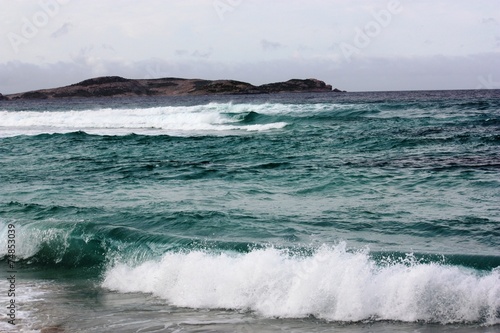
[0,90,499,332]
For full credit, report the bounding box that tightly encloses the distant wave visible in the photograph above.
[2,97,497,137]
[0,103,288,137]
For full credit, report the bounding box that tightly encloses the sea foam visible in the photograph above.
[102,243,500,325]
[0,104,287,137]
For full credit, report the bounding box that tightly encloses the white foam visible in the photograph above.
[0,104,287,137]
[102,243,500,325]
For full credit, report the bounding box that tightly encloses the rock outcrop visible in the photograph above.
[259,79,333,93]
[4,76,344,100]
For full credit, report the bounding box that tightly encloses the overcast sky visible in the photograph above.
[1,0,499,94]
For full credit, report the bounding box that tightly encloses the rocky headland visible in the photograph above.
[2,76,345,100]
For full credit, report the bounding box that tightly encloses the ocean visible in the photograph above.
[0,90,499,332]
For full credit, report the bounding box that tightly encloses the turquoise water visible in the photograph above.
[0,90,499,332]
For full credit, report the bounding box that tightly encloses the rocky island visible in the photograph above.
[2,76,344,100]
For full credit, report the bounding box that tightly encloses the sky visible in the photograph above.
[0,0,499,94]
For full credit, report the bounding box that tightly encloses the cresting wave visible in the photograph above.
[1,222,499,325]
[0,103,288,137]
[102,243,500,325]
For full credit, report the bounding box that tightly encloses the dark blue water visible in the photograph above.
[1,90,499,332]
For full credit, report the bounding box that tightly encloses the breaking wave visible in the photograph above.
[102,243,500,325]
[0,103,288,137]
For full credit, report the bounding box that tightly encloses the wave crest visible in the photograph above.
[102,244,500,325]
[0,104,287,137]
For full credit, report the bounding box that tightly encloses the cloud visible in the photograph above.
[481,17,498,25]
[102,44,115,52]
[174,49,212,58]
[191,49,212,58]
[175,49,189,56]
[51,23,73,38]
[261,39,285,51]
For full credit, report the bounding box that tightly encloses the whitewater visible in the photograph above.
[102,244,500,324]
[0,103,288,137]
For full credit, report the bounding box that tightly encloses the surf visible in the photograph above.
[101,243,500,325]
[0,103,288,137]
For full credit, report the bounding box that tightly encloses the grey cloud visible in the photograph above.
[174,49,212,58]
[481,18,498,25]
[51,23,73,38]
[261,39,285,51]
[102,44,115,52]
[175,50,189,56]
[191,49,212,58]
